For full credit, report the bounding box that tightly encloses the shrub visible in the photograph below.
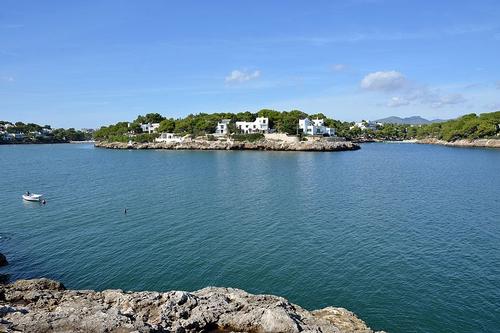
[231,133,264,142]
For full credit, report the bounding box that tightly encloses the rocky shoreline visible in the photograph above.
[94,139,360,152]
[416,138,500,148]
[0,278,385,333]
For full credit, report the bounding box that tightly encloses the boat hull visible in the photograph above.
[22,194,42,202]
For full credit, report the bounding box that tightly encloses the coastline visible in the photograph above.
[415,138,500,148]
[0,278,385,333]
[0,140,93,145]
[94,139,360,152]
[354,138,500,148]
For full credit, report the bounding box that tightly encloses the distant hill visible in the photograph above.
[375,116,446,125]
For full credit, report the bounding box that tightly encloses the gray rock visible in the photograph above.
[0,279,385,333]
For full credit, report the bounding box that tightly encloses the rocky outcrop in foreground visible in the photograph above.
[0,279,385,333]
[416,138,500,148]
[95,139,360,152]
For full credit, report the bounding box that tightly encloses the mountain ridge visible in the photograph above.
[375,116,446,125]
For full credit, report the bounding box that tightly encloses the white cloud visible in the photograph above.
[225,69,261,83]
[332,64,347,72]
[360,71,407,91]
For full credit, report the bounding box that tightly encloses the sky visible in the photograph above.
[1,0,499,128]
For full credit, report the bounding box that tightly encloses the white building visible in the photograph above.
[298,118,335,136]
[2,133,14,141]
[215,119,231,136]
[155,132,183,143]
[350,121,380,131]
[140,123,160,134]
[235,117,269,134]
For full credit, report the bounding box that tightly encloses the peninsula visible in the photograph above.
[93,110,360,152]
[0,278,385,333]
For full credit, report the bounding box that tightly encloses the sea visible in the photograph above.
[0,142,499,333]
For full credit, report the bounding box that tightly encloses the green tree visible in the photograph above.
[158,118,176,133]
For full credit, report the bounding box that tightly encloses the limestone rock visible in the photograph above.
[0,279,385,333]
[416,138,500,148]
[94,138,361,152]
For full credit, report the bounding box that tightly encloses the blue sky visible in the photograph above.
[1,0,499,128]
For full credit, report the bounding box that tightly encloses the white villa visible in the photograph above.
[140,122,160,134]
[298,118,335,136]
[215,119,231,136]
[235,117,269,134]
[155,132,183,143]
[350,121,380,131]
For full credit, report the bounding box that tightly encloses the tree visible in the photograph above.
[134,113,165,124]
[277,110,307,134]
[158,118,176,133]
[235,111,256,122]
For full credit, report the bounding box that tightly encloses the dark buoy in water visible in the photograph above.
[124,208,127,214]
[42,199,46,205]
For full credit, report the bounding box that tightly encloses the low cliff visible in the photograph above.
[94,139,360,152]
[416,138,500,148]
[0,279,385,333]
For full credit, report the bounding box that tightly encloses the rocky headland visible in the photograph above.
[94,138,360,152]
[0,278,385,333]
[416,138,500,148]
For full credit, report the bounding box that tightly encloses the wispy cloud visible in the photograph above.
[332,64,347,72]
[387,96,410,107]
[265,24,497,46]
[225,69,261,83]
[485,102,500,111]
[1,76,15,82]
[1,24,24,29]
[361,70,467,108]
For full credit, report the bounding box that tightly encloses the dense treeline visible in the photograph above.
[414,112,500,141]
[93,110,500,143]
[0,121,92,144]
[356,111,500,141]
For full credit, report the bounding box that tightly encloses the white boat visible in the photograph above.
[22,193,43,202]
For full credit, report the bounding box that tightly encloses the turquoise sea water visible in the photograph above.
[0,143,499,332]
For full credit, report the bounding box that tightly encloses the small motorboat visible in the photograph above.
[22,193,43,202]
